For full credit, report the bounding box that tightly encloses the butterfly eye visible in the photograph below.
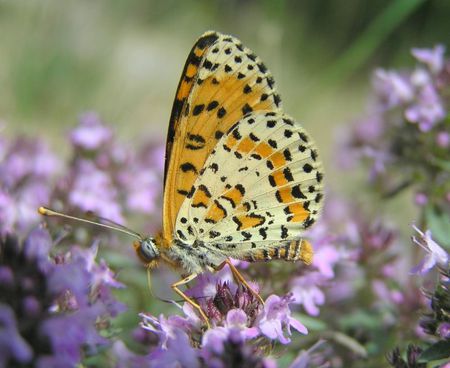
[135,238,159,263]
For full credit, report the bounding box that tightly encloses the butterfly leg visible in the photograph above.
[171,273,210,328]
[217,259,265,305]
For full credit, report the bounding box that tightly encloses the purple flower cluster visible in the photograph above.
[0,114,167,366]
[0,136,61,234]
[0,226,125,367]
[140,267,310,367]
[1,40,449,365]
[386,227,450,367]
[57,112,164,227]
[375,45,447,132]
[338,45,450,203]
[335,44,450,366]
[0,113,164,238]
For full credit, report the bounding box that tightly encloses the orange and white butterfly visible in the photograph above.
[41,31,324,325]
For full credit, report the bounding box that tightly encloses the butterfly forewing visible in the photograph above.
[163,31,282,243]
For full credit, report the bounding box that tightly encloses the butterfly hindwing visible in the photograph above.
[176,112,324,263]
[163,31,282,244]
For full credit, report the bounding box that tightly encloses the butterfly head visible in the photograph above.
[134,237,160,268]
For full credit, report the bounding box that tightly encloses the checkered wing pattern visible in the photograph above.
[175,112,324,264]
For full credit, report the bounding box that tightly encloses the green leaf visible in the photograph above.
[317,0,426,85]
[429,156,450,172]
[425,205,450,249]
[338,310,381,330]
[321,331,368,358]
[418,340,450,362]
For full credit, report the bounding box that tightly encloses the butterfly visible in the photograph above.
[40,31,324,327]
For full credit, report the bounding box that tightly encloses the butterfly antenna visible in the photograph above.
[85,211,142,238]
[38,206,143,240]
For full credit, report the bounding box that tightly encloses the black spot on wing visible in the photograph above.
[316,172,324,183]
[281,225,288,239]
[207,101,219,111]
[303,163,313,173]
[292,185,307,199]
[192,104,205,116]
[259,227,268,240]
[242,103,253,115]
[242,232,251,240]
[180,162,198,173]
[217,107,227,118]
[210,163,219,173]
[266,120,276,128]
[209,230,221,239]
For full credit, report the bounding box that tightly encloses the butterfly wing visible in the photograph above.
[176,112,324,264]
[163,31,282,244]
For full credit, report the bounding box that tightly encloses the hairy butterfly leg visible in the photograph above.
[171,273,210,328]
[216,258,265,305]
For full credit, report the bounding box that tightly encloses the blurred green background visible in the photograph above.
[1,0,449,171]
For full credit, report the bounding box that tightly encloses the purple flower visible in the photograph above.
[412,45,446,74]
[372,279,404,305]
[414,192,428,206]
[0,304,33,366]
[148,329,199,368]
[201,329,276,368]
[184,267,234,311]
[257,294,308,344]
[202,309,259,349]
[70,243,125,289]
[123,170,159,213]
[115,141,163,216]
[405,83,445,131]
[140,273,309,364]
[290,272,326,316]
[312,244,341,279]
[411,225,449,274]
[351,115,385,144]
[0,136,60,233]
[436,131,450,148]
[374,69,414,108]
[140,312,198,350]
[362,146,393,180]
[47,254,92,308]
[110,340,152,368]
[437,322,450,339]
[141,313,199,368]
[0,189,16,233]
[40,306,108,366]
[67,159,124,222]
[0,137,60,187]
[70,112,113,150]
